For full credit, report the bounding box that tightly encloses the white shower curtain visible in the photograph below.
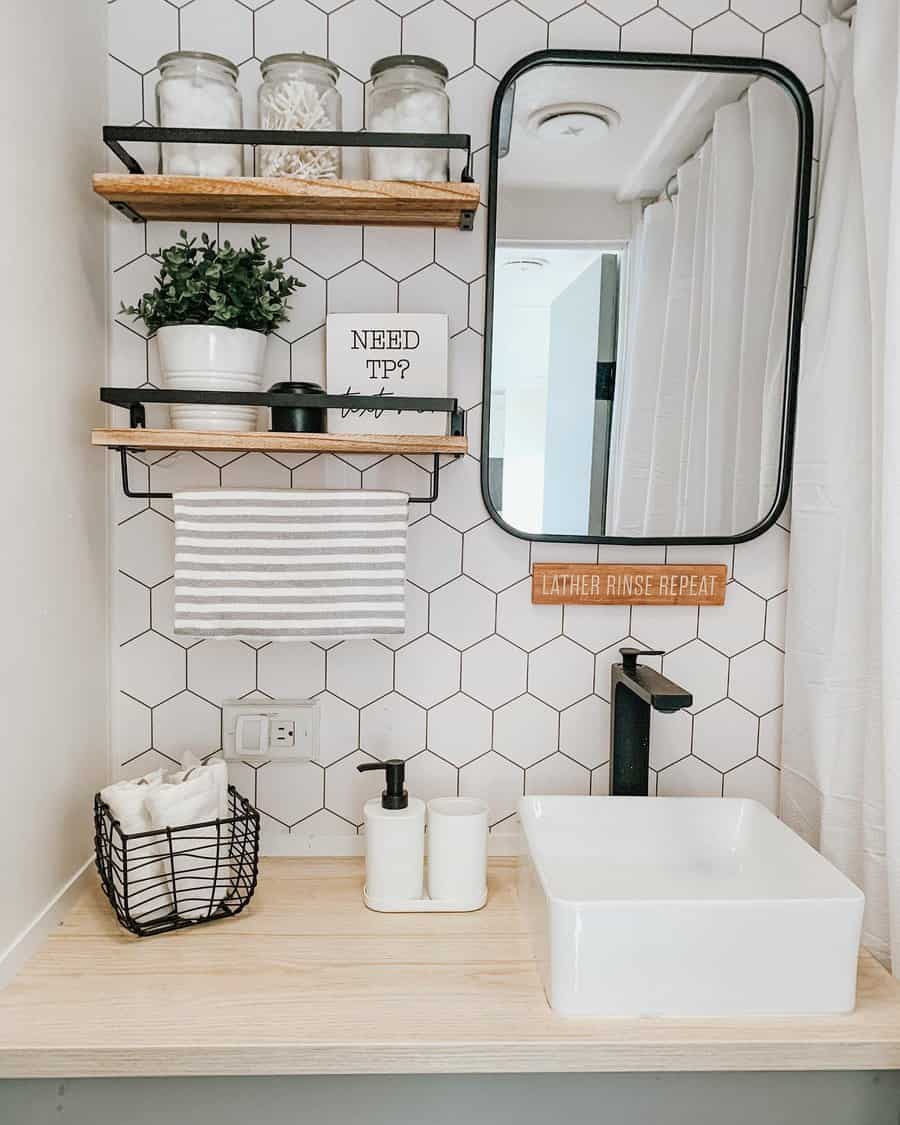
[608,81,797,537]
[782,0,900,973]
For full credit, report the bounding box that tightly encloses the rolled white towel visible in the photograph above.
[145,768,232,921]
[99,769,171,921]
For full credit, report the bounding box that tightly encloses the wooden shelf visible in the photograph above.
[92,173,480,228]
[91,428,468,456]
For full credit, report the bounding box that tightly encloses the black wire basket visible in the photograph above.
[94,785,260,937]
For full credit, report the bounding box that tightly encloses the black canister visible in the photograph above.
[268,381,327,433]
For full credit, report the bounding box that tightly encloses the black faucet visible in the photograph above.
[609,647,693,796]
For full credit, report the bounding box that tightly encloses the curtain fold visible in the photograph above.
[782,1,900,973]
[606,201,674,536]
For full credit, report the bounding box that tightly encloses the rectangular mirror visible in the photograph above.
[482,51,813,545]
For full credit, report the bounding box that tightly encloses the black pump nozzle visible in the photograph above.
[356,758,408,810]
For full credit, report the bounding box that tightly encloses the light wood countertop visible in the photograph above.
[1,858,899,1078]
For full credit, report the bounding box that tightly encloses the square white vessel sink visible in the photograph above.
[519,796,864,1018]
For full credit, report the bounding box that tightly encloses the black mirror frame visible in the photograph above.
[480,49,814,547]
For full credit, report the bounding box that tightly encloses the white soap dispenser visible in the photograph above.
[357,758,425,909]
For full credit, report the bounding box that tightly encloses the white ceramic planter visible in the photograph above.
[156,325,267,432]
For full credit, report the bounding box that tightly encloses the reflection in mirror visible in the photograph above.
[486,59,805,541]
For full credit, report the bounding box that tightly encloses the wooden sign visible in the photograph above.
[326,313,448,436]
[532,563,727,607]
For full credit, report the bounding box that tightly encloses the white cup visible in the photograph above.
[426,797,488,906]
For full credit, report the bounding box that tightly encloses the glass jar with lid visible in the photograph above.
[366,55,450,182]
[155,51,243,177]
[258,54,342,179]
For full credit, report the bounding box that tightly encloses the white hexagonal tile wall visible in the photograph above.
[431,457,487,533]
[277,264,326,340]
[446,67,497,152]
[559,695,609,769]
[463,520,529,592]
[257,761,323,826]
[220,453,292,489]
[325,749,385,825]
[378,581,429,651]
[658,754,723,797]
[631,604,698,653]
[563,603,629,653]
[765,591,787,650]
[120,632,185,706]
[661,0,728,25]
[620,7,691,51]
[733,0,803,31]
[764,13,825,92]
[407,516,462,591]
[118,508,174,587]
[430,576,495,650]
[117,572,149,645]
[458,751,523,826]
[692,699,758,772]
[427,693,493,765]
[329,261,398,314]
[594,0,655,21]
[525,753,590,796]
[189,640,255,704]
[462,636,527,708]
[529,637,594,710]
[497,578,560,652]
[699,583,766,657]
[254,0,327,63]
[292,454,363,490]
[494,694,558,767]
[448,329,484,410]
[316,691,360,765]
[549,6,620,50]
[109,0,177,73]
[398,265,468,335]
[180,0,253,63]
[362,226,434,281]
[435,212,487,284]
[257,643,326,699]
[663,640,728,715]
[405,750,459,803]
[723,756,780,812]
[476,2,546,81]
[153,691,220,759]
[733,526,789,599]
[292,225,362,278]
[330,0,401,81]
[115,693,152,765]
[396,635,460,706]
[692,10,763,54]
[730,642,785,716]
[327,641,394,706]
[403,1,475,77]
[361,692,426,758]
[759,706,783,767]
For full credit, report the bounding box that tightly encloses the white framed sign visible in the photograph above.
[326,313,449,435]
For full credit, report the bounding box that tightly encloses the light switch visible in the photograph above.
[223,700,319,763]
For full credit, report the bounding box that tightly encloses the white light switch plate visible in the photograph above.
[223,700,319,763]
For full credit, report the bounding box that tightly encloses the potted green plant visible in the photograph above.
[121,231,303,431]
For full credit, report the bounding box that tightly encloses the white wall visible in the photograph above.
[0,0,108,963]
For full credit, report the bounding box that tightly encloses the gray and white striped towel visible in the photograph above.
[173,489,408,641]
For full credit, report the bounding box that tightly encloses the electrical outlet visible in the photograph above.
[223,701,318,763]
[272,720,295,748]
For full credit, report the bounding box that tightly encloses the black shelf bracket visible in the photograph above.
[104,387,464,506]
